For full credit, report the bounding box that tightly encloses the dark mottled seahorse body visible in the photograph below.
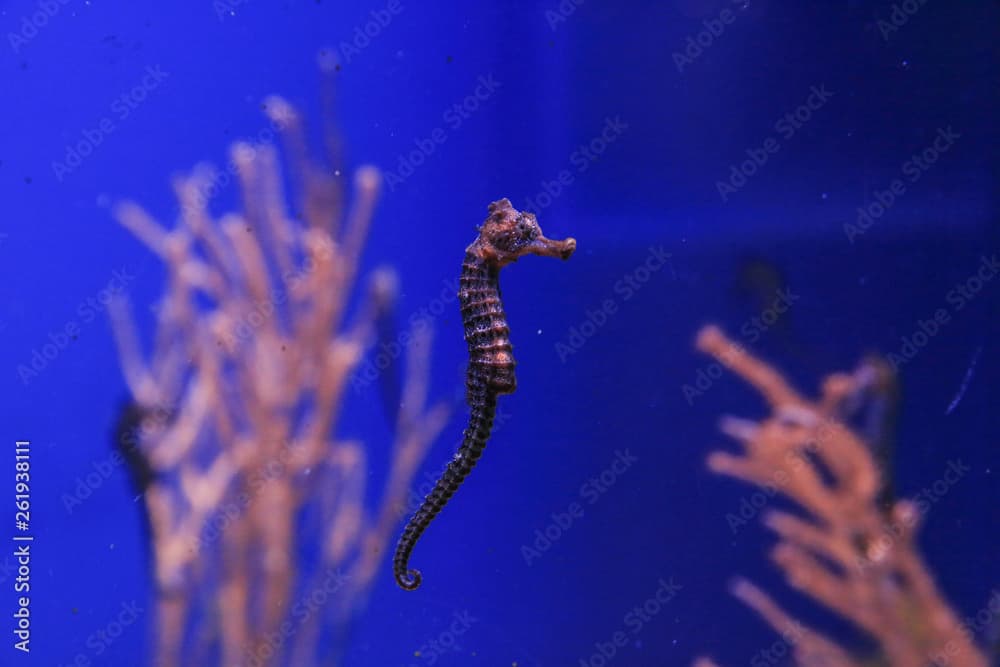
[392,198,575,590]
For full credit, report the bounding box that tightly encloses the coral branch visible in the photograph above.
[697,325,987,667]
[110,92,446,666]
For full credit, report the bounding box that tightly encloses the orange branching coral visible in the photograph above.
[108,92,448,667]
[695,325,988,667]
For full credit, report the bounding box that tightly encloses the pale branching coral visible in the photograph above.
[109,87,448,666]
[695,325,988,667]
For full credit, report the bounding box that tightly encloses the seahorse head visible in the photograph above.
[475,198,576,267]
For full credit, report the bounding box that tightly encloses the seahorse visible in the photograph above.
[392,198,576,590]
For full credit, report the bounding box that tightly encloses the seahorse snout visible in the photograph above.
[526,234,576,260]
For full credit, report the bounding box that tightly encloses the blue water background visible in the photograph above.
[0,1,997,665]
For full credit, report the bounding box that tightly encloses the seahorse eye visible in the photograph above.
[515,217,537,243]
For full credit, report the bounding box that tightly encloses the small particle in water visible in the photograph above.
[901,59,911,69]
[537,329,542,335]
[821,192,828,200]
